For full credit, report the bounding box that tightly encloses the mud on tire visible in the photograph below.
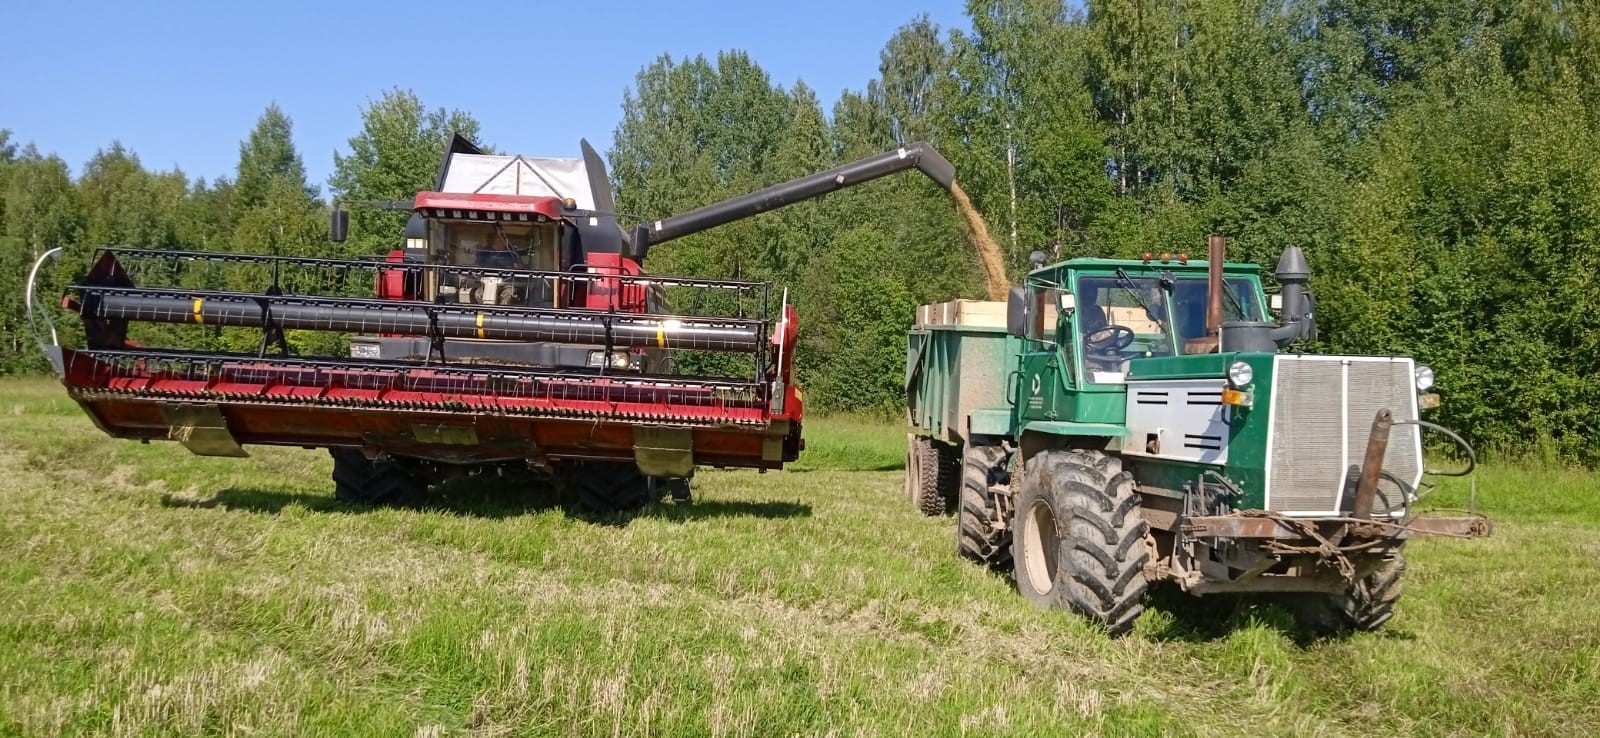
[957,443,1012,570]
[1012,449,1150,636]
[330,449,427,506]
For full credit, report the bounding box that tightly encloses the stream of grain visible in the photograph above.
[949,182,1010,301]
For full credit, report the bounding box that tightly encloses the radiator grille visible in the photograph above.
[1267,356,1422,516]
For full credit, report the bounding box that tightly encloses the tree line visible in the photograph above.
[3,0,1598,462]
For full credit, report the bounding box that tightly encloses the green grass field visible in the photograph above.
[2,377,1597,737]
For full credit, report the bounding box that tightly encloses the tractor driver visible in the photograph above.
[1077,281,1137,375]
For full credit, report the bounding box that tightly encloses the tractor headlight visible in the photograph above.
[1227,361,1254,388]
[1415,364,1435,392]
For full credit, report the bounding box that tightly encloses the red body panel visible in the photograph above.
[61,348,798,468]
[413,192,565,221]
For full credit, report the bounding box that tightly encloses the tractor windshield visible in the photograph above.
[1075,274,1266,382]
[1075,276,1175,382]
[1170,276,1265,349]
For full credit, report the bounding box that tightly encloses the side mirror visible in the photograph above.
[330,208,349,243]
[1006,286,1030,337]
[1058,293,1076,312]
[1269,293,1283,313]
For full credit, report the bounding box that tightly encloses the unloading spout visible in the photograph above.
[634,142,955,259]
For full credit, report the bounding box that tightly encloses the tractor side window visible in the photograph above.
[1029,287,1062,342]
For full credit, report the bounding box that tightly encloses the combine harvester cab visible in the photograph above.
[36,137,958,512]
[907,236,1491,636]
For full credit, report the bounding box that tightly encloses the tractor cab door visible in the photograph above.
[1011,284,1075,423]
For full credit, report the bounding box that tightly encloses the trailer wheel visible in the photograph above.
[330,449,427,506]
[957,444,1012,570]
[1012,449,1149,636]
[906,435,957,516]
[1293,554,1406,635]
[558,461,651,514]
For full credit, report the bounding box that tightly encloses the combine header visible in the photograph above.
[36,137,957,511]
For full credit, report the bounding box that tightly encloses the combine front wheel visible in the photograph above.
[557,461,652,514]
[1012,449,1150,636]
[957,444,1012,570]
[330,449,427,506]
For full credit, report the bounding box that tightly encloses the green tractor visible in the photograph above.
[905,237,1488,636]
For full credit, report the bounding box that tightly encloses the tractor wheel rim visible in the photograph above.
[1022,499,1058,595]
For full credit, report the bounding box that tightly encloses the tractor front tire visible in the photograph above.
[906,435,958,516]
[559,461,652,514]
[330,449,427,506]
[957,444,1012,570]
[1294,554,1406,636]
[1012,449,1150,636]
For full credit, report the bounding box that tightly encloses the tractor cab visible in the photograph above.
[1067,261,1268,383]
[1013,256,1269,389]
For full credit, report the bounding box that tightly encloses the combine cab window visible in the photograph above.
[430,221,560,307]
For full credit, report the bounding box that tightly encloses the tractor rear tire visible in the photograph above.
[330,449,427,506]
[957,444,1012,570]
[1012,449,1150,636]
[559,461,652,514]
[1294,554,1407,636]
[906,435,958,516]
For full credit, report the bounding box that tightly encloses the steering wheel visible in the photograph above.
[1084,325,1136,355]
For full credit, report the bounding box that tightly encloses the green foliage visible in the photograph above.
[233,102,317,209]
[328,88,484,259]
[2,1,1599,460]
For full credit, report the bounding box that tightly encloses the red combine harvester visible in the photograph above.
[34,137,956,512]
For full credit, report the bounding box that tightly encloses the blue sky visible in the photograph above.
[4,0,971,190]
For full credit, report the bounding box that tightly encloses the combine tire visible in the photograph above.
[559,461,651,514]
[330,449,427,506]
[1293,554,1406,636]
[906,435,958,516]
[957,444,1012,570]
[1012,449,1149,636]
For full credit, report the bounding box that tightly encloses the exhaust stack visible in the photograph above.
[1184,235,1228,354]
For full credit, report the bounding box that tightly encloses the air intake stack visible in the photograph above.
[1270,246,1315,345]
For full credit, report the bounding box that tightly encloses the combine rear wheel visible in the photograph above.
[957,444,1012,570]
[906,435,958,516]
[1012,449,1150,636]
[558,461,652,514]
[330,449,427,506]
[1293,554,1406,636]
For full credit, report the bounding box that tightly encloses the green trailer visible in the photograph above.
[904,239,1489,636]
[904,300,1017,516]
